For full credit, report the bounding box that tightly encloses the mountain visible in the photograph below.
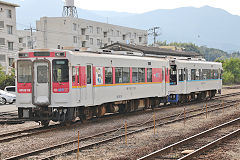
[8,0,240,52]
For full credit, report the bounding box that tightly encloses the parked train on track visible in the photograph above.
[16,49,222,126]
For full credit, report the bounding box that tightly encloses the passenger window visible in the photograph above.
[147,68,152,82]
[162,69,165,81]
[105,67,112,84]
[191,69,196,80]
[170,65,177,85]
[179,69,184,81]
[138,68,145,83]
[72,67,76,83]
[87,65,92,84]
[115,67,123,83]
[132,67,138,83]
[77,67,79,83]
[122,67,130,83]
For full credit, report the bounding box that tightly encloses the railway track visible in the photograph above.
[0,110,24,124]
[0,91,237,144]
[138,117,240,160]
[4,97,240,160]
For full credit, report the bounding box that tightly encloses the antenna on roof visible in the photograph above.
[62,0,78,18]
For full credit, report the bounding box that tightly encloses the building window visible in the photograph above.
[134,33,137,39]
[86,35,89,40]
[19,38,23,43]
[82,41,86,47]
[116,30,120,37]
[97,39,101,46]
[73,36,77,43]
[7,9,12,18]
[110,29,114,35]
[97,27,101,34]
[108,38,110,43]
[104,32,107,38]
[81,28,86,35]
[90,38,93,45]
[129,33,131,38]
[73,23,77,31]
[8,58,14,67]
[123,35,126,40]
[139,37,142,42]
[0,38,5,45]
[7,25,13,34]
[0,21,4,29]
[8,42,13,50]
[105,67,112,84]
[89,26,93,33]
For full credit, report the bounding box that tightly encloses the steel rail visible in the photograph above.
[5,98,239,160]
[179,129,240,160]
[137,118,240,160]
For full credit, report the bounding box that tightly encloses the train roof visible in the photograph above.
[102,42,202,58]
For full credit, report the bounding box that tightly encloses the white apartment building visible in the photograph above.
[17,30,36,51]
[0,0,19,72]
[35,17,148,50]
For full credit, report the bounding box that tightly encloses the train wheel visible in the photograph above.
[41,120,50,127]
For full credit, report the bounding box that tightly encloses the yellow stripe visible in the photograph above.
[72,85,86,88]
[93,82,162,87]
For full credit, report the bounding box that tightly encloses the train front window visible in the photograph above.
[17,61,32,83]
[53,59,69,82]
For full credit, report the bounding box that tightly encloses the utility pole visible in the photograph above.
[148,27,161,46]
[24,24,36,49]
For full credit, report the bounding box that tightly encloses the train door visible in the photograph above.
[184,68,187,93]
[86,64,94,105]
[33,60,50,106]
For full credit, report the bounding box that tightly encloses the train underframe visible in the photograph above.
[18,89,218,126]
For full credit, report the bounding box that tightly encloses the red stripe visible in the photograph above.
[103,67,105,84]
[93,66,96,85]
[130,67,132,83]
[112,67,115,84]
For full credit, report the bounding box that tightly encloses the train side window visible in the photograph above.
[170,65,177,85]
[132,68,138,83]
[87,65,91,84]
[105,67,113,84]
[138,68,145,83]
[199,69,202,80]
[115,67,123,83]
[77,67,79,83]
[179,69,184,81]
[162,69,165,81]
[191,69,196,80]
[123,67,130,83]
[72,67,76,83]
[184,69,187,80]
[147,68,152,82]
[196,69,200,80]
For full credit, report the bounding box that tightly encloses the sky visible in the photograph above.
[72,0,240,15]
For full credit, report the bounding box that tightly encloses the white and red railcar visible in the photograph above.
[17,49,170,125]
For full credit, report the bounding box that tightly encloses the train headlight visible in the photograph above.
[55,52,65,57]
